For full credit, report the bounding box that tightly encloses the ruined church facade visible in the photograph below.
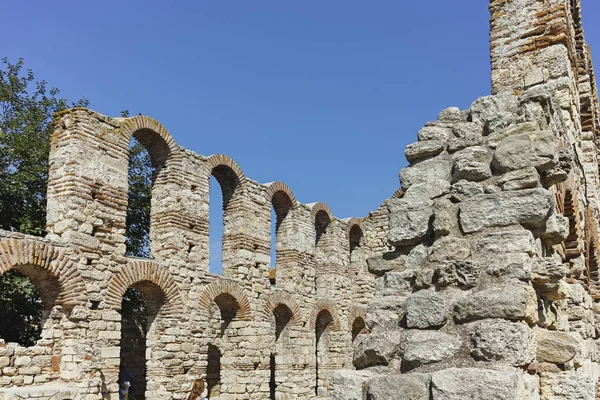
[2,0,600,399]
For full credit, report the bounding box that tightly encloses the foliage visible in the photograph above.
[0,58,88,235]
[0,270,43,346]
[123,110,154,258]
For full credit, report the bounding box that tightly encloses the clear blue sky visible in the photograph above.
[4,1,600,272]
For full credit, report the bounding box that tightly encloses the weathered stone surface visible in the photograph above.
[434,261,479,288]
[404,180,451,201]
[471,227,536,255]
[388,199,433,246]
[400,156,452,189]
[471,319,533,365]
[535,330,579,364]
[367,373,431,400]
[450,180,483,202]
[405,140,446,162]
[432,199,459,237]
[403,330,461,367]
[332,370,373,400]
[366,295,406,332]
[454,284,537,323]
[366,256,400,274]
[498,167,540,191]
[492,130,557,172]
[541,211,569,246]
[438,107,463,122]
[429,236,471,263]
[459,188,554,233]
[452,146,491,182]
[431,368,521,400]
[539,372,595,400]
[354,330,403,369]
[405,290,447,329]
[485,253,532,281]
[448,123,484,152]
[418,126,452,142]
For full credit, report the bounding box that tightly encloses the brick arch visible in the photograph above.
[105,260,184,317]
[198,279,251,320]
[347,306,366,331]
[308,300,340,331]
[120,116,183,183]
[261,291,303,325]
[0,239,87,308]
[347,218,364,240]
[265,181,298,209]
[206,154,245,183]
[309,202,333,223]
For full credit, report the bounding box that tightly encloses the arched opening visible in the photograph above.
[207,344,222,399]
[351,317,366,342]
[274,304,293,341]
[125,137,154,257]
[213,293,241,336]
[315,210,331,256]
[349,224,364,263]
[0,268,54,347]
[315,309,333,397]
[270,190,294,284]
[119,282,166,400]
[271,303,293,399]
[209,165,241,275]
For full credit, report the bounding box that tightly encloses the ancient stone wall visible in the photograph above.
[0,109,381,399]
[333,1,600,399]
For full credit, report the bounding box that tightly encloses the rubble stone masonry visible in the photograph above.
[2,0,600,399]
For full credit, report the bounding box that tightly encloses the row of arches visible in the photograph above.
[0,242,367,398]
[118,117,367,279]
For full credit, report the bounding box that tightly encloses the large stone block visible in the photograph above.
[388,199,433,246]
[400,155,452,189]
[454,284,537,324]
[354,330,403,369]
[492,130,557,172]
[332,370,374,400]
[459,188,554,233]
[431,368,521,400]
[452,146,491,182]
[405,290,447,329]
[471,227,536,255]
[367,373,431,400]
[539,372,594,400]
[403,330,461,367]
[405,140,446,162]
[535,329,580,364]
[404,180,451,201]
[471,319,533,365]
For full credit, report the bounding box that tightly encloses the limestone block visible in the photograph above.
[471,319,533,365]
[367,373,431,400]
[539,372,594,400]
[448,123,484,152]
[332,370,373,400]
[438,107,463,122]
[429,236,470,263]
[541,212,569,246]
[485,253,532,281]
[434,261,479,288]
[431,368,521,400]
[532,258,568,283]
[492,130,557,172]
[471,227,536,255]
[366,256,398,274]
[498,167,540,191]
[365,295,406,332]
[403,180,451,201]
[535,329,580,364]
[353,330,403,369]
[418,126,452,142]
[403,330,461,367]
[405,290,447,329]
[432,199,459,238]
[405,140,446,163]
[454,284,538,324]
[399,155,452,189]
[388,199,433,246]
[459,188,554,233]
[13,356,31,367]
[452,146,491,182]
[450,180,483,202]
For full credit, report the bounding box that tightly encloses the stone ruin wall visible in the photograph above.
[0,104,395,398]
[3,0,600,399]
[332,0,600,399]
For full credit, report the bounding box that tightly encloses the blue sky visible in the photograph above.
[4,1,600,273]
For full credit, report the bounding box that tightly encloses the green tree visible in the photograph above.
[0,57,88,235]
[0,270,43,346]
